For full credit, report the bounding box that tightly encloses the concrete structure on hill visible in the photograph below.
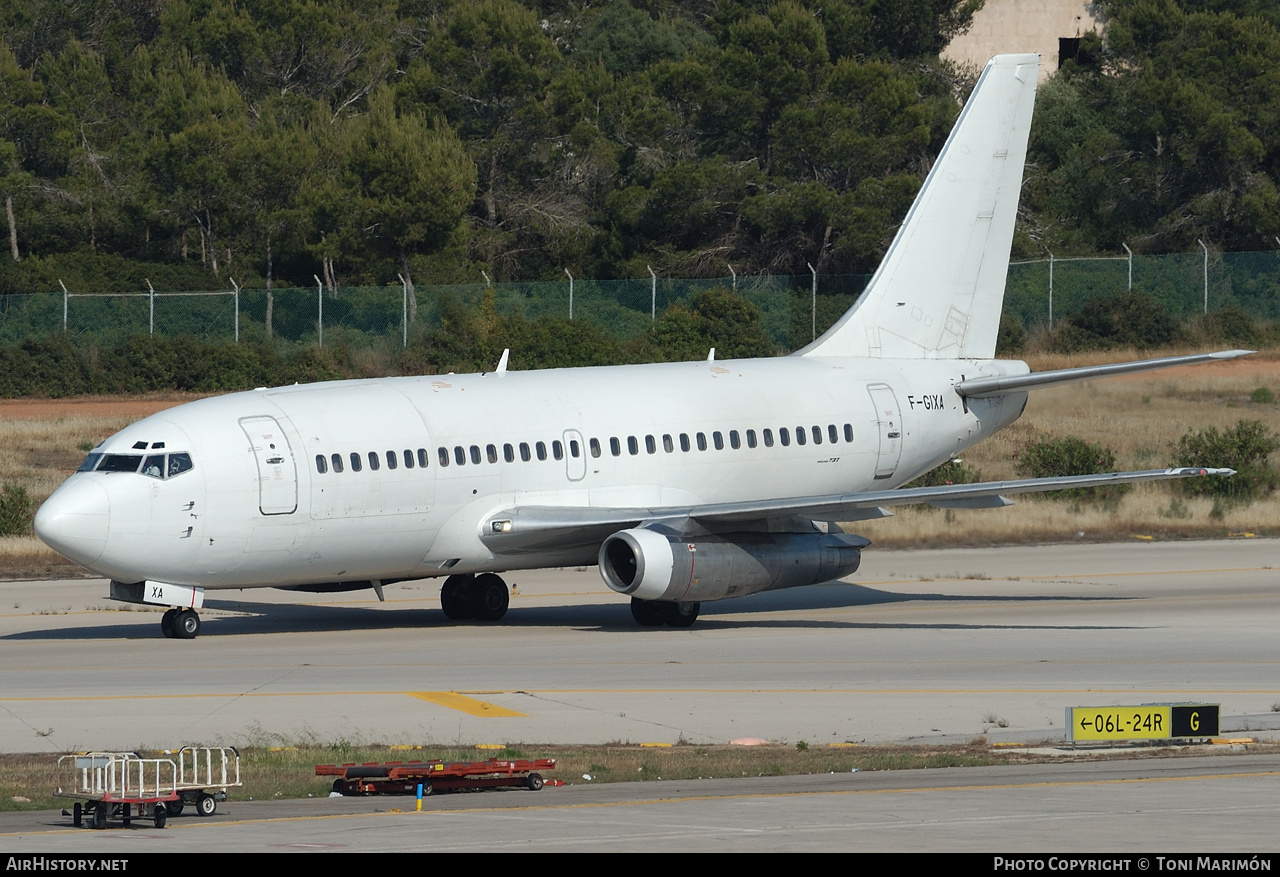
[945,0,1103,81]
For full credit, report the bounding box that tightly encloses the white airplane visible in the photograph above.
[35,54,1244,638]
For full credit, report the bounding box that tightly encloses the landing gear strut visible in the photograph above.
[630,598,700,628]
[160,607,201,639]
[439,573,509,622]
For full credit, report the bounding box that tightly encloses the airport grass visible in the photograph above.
[0,739,1243,812]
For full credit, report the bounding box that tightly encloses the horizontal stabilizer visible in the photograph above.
[956,350,1253,397]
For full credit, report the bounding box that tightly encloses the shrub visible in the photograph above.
[1049,291,1180,352]
[0,485,33,536]
[1171,420,1280,502]
[1250,387,1275,405]
[1016,435,1128,502]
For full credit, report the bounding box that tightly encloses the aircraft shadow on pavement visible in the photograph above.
[2,581,1140,640]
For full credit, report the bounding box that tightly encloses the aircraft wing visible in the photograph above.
[481,467,1233,554]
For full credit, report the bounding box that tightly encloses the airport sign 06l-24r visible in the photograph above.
[1066,704,1220,741]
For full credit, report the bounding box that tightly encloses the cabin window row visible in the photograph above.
[314,423,855,474]
[315,448,430,474]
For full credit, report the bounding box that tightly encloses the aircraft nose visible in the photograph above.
[34,479,110,567]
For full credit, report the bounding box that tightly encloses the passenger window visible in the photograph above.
[386,450,397,470]
[316,455,328,474]
[627,436,638,456]
[552,440,563,461]
[713,431,724,450]
[404,449,414,469]
[746,429,756,448]
[504,443,515,463]
[487,444,498,464]
[350,452,363,472]
[570,439,580,458]
[729,430,740,450]
[520,442,532,462]
[332,453,345,473]
[536,441,547,461]
[590,438,601,458]
[680,433,690,452]
[454,446,466,466]
[696,433,707,451]
[610,437,621,457]
[141,454,165,479]
[645,435,656,454]
[168,453,193,478]
[763,428,774,447]
[844,423,854,442]
[418,448,429,468]
[828,424,839,443]
[795,428,806,446]
[780,428,790,447]
[470,445,481,465]
[663,434,674,453]
[438,447,449,467]
[368,451,380,470]
[812,426,822,445]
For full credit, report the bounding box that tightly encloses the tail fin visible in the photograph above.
[799,54,1040,360]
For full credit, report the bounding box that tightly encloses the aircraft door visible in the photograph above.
[867,384,902,480]
[239,416,298,514]
[564,429,587,482]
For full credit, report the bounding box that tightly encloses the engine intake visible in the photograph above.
[598,528,868,602]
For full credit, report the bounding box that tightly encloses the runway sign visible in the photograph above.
[1066,704,1220,741]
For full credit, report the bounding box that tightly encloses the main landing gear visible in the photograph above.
[439,573,510,622]
[630,597,700,628]
[160,607,201,639]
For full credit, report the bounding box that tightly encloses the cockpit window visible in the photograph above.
[96,454,143,473]
[167,453,193,478]
[77,453,102,473]
[141,454,165,479]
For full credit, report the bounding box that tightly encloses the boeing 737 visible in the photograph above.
[34,54,1244,638]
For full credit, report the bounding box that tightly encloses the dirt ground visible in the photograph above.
[0,394,197,420]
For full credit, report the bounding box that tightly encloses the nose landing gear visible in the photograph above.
[160,607,202,639]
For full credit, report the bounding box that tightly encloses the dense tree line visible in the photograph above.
[2,0,1278,307]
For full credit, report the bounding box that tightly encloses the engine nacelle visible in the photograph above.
[598,528,868,602]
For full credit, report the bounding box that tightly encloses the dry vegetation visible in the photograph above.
[2,352,1280,576]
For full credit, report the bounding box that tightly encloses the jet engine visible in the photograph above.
[598,527,868,603]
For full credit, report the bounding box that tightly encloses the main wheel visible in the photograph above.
[630,597,666,627]
[526,773,544,791]
[174,608,201,639]
[440,574,474,620]
[153,805,166,829]
[471,574,509,622]
[160,608,177,638]
[196,793,216,816]
[665,601,700,628]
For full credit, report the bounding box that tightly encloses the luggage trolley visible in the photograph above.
[56,746,241,828]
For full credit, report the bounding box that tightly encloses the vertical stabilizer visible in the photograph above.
[799,54,1039,360]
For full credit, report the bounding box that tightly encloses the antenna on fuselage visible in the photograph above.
[496,349,510,374]
[707,348,715,362]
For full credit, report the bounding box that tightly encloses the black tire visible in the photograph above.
[630,598,667,627]
[197,793,216,817]
[160,608,177,638]
[440,575,474,620]
[665,601,700,628]
[92,803,107,829]
[165,801,183,816]
[421,781,432,797]
[153,805,166,829]
[332,778,345,795]
[122,803,131,826]
[526,773,544,791]
[175,609,201,639]
[72,802,82,827]
[472,574,509,622]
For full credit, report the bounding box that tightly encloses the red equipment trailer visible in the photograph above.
[318,757,556,796]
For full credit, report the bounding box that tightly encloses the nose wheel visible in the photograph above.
[160,608,201,639]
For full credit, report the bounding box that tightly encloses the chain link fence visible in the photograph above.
[2,250,1277,352]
